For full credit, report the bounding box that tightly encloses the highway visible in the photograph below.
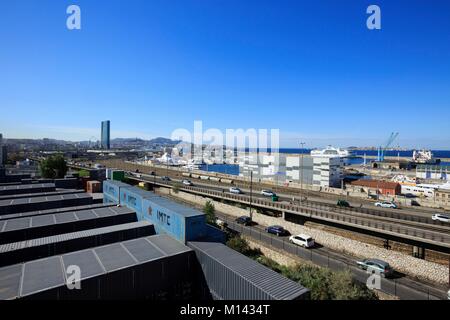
[213,210,448,300]
[127,171,450,252]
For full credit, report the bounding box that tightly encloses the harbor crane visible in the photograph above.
[377,132,399,162]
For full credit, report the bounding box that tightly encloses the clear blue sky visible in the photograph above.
[1,0,450,148]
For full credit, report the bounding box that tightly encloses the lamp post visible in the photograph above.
[300,141,305,205]
[249,170,253,220]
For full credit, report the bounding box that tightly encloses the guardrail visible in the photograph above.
[219,214,446,300]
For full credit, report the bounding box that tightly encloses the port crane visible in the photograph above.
[377,132,399,162]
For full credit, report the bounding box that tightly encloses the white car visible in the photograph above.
[289,234,315,248]
[261,190,275,197]
[375,201,397,209]
[182,180,193,186]
[229,187,242,194]
[432,214,450,223]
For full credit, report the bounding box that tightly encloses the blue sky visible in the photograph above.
[1,0,450,148]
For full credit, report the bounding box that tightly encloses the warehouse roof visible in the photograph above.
[0,193,91,208]
[350,179,400,189]
[0,189,83,201]
[0,234,192,299]
[0,203,114,221]
[0,206,134,234]
[188,241,310,300]
[0,220,154,254]
[0,183,55,192]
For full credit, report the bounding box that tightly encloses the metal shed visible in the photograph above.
[0,193,93,215]
[0,234,202,300]
[0,221,155,267]
[0,189,84,201]
[188,241,310,300]
[0,206,137,244]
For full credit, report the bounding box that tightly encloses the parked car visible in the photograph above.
[337,200,351,208]
[356,258,394,278]
[215,217,228,229]
[161,176,171,181]
[261,190,276,197]
[431,213,450,223]
[375,201,397,209]
[265,225,289,236]
[182,180,193,186]
[289,234,315,248]
[229,187,242,194]
[235,216,252,226]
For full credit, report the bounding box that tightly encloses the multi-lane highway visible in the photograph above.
[126,171,450,254]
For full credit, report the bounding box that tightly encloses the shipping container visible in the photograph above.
[0,193,93,216]
[119,187,153,221]
[191,174,200,179]
[188,241,310,300]
[0,205,137,244]
[112,170,125,182]
[103,179,132,204]
[209,177,220,182]
[141,193,207,243]
[200,175,210,180]
[86,181,101,193]
[0,235,203,300]
[0,183,56,196]
[0,221,155,267]
[182,173,191,178]
[220,178,233,184]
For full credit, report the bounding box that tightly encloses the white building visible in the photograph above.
[311,151,344,188]
[238,153,286,183]
[285,155,313,185]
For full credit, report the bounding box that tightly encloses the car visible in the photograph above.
[447,289,450,300]
[265,225,289,236]
[289,234,315,248]
[337,200,351,208]
[261,190,276,197]
[161,176,171,181]
[235,216,252,226]
[356,258,394,278]
[182,180,193,186]
[431,213,450,223]
[375,201,397,209]
[215,217,228,229]
[229,187,242,194]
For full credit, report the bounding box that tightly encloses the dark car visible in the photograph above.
[356,258,394,278]
[337,200,351,208]
[161,176,171,181]
[235,216,252,226]
[265,225,289,236]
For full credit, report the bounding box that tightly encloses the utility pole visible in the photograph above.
[249,171,253,220]
[300,141,305,205]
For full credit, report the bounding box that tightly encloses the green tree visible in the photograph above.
[40,155,68,179]
[172,182,182,194]
[226,235,262,259]
[203,200,216,224]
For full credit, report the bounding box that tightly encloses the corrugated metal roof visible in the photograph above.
[0,203,112,221]
[0,206,135,234]
[0,183,55,192]
[0,193,91,208]
[188,241,310,300]
[0,221,153,254]
[0,234,192,299]
[0,189,82,201]
[144,192,204,218]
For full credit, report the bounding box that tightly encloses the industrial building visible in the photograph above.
[348,179,402,196]
[416,164,450,181]
[0,176,309,300]
[101,120,110,150]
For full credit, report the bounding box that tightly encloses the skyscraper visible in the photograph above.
[101,120,110,149]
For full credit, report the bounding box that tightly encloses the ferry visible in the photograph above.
[311,146,355,158]
[412,149,440,164]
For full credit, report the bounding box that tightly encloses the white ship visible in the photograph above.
[310,146,355,158]
[412,149,440,164]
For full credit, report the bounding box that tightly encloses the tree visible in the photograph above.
[40,155,68,179]
[203,200,216,225]
[172,182,182,194]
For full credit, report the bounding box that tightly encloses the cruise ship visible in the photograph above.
[310,146,355,158]
[412,149,440,164]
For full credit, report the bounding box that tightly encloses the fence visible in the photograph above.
[218,214,447,300]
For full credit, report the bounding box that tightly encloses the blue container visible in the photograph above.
[103,180,131,205]
[119,187,153,221]
[142,195,206,243]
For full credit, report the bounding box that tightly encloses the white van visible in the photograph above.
[289,234,315,248]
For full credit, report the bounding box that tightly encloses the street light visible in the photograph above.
[249,171,253,220]
[300,141,305,205]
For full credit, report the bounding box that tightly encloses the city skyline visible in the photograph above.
[1,1,450,148]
